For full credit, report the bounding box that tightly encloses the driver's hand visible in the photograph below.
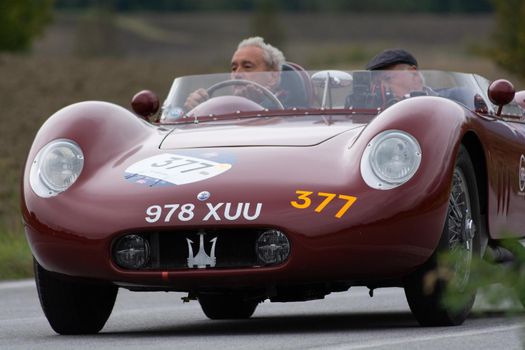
[234,84,266,103]
[184,88,209,111]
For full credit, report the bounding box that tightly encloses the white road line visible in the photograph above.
[312,324,524,350]
[0,279,34,290]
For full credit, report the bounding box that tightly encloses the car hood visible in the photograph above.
[160,117,368,149]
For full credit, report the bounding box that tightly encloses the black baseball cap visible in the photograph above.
[366,49,418,70]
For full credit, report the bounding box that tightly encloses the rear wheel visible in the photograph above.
[404,146,482,326]
[198,293,258,320]
[34,259,118,334]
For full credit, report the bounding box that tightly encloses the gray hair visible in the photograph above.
[237,36,285,71]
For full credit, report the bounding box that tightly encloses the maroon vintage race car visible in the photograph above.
[22,67,525,334]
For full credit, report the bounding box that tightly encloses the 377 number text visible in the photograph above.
[151,156,214,174]
[290,190,357,219]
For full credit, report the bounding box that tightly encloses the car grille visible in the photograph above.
[125,229,262,270]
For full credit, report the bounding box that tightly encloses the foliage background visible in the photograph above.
[0,0,54,51]
[0,0,524,280]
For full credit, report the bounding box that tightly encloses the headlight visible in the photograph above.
[29,139,84,197]
[360,130,421,190]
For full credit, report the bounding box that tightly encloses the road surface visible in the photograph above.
[1,279,523,349]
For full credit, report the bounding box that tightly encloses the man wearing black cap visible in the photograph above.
[366,48,419,71]
[366,48,434,101]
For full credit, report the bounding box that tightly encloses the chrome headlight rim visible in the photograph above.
[29,138,84,198]
[360,130,422,190]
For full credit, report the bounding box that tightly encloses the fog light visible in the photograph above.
[256,230,290,265]
[114,235,150,269]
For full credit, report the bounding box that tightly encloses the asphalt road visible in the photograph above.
[1,280,523,350]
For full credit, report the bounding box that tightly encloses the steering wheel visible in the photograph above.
[206,79,284,110]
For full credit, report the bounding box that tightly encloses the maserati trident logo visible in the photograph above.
[186,230,217,268]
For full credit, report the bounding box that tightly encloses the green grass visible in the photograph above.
[0,229,33,280]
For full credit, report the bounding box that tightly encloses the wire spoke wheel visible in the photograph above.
[447,168,475,292]
[404,145,482,326]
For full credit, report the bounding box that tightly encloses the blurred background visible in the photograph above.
[1,0,525,280]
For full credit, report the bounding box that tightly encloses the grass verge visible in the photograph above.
[0,229,33,280]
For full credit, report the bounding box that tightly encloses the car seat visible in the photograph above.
[280,62,313,108]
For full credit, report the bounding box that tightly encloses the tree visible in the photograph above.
[0,0,54,52]
[491,0,525,80]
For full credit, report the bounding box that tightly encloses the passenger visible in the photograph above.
[184,36,287,111]
[366,48,436,100]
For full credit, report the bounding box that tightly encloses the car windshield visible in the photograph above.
[160,70,520,123]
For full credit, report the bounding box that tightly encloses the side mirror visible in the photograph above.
[131,90,160,120]
[514,90,525,110]
[311,70,353,109]
[487,79,515,116]
[311,70,353,88]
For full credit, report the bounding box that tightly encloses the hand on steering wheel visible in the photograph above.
[206,79,284,110]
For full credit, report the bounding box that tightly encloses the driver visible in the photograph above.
[183,36,286,111]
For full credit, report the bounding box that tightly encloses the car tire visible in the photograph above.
[198,293,258,320]
[34,259,118,334]
[404,145,482,326]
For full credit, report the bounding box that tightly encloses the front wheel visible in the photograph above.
[34,259,118,334]
[404,145,482,326]
[198,293,258,320]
